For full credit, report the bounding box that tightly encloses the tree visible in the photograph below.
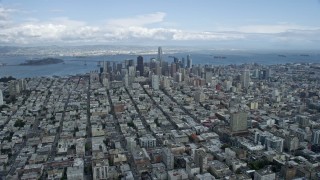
[127,122,134,127]
[14,119,25,128]
[220,144,230,150]
[85,143,90,151]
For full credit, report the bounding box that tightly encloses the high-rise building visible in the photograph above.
[284,135,299,152]
[155,61,161,75]
[194,148,207,173]
[265,136,284,152]
[205,70,213,84]
[158,46,163,65]
[161,61,169,76]
[181,58,185,68]
[9,80,20,96]
[161,77,170,89]
[266,68,272,79]
[180,68,186,82]
[187,55,192,68]
[175,72,182,82]
[241,69,250,89]
[312,129,320,145]
[128,59,134,67]
[230,112,248,132]
[128,66,136,77]
[152,75,159,90]
[162,148,174,170]
[137,56,144,76]
[171,63,177,77]
[0,89,3,105]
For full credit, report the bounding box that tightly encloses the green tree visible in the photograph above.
[14,119,25,127]
[127,122,134,127]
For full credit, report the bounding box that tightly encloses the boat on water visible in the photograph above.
[278,55,286,57]
[300,54,310,57]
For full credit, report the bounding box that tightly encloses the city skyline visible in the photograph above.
[0,0,320,49]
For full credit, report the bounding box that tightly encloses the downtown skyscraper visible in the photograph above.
[241,69,250,89]
[158,46,163,66]
[187,54,192,68]
[137,56,144,76]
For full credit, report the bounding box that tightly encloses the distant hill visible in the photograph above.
[0,76,16,82]
[20,58,64,66]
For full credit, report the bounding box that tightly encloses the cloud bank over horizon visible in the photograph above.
[0,3,320,49]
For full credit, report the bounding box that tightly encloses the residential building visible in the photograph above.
[230,112,248,132]
[152,75,159,90]
[254,168,275,180]
[0,89,3,105]
[162,148,174,170]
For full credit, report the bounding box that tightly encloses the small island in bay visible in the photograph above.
[20,58,64,66]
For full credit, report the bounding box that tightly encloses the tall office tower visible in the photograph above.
[187,54,192,68]
[152,75,159,90]
[230,112,248,132]
[0,89,4,105]
[173,57,179,63]
[171,63,177,77]
[161,61,167,76]
[157,46,163,65]
[112,62,117,72]
[241,69,250,89]
[103,61,107,72]
[253,69,260,79]
[128,66,136,77]
[162,148,174,170]
[137,56,144,76]
[266,68,272,79]
[128,59,134,67]
[181,58,185,68]
[155,61,161,75]
[124,74,129,87]
[180,68,186,81]
[19,79,27,91]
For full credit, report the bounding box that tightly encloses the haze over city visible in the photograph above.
[1,0,320,49]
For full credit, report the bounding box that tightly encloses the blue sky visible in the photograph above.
[1,0,320,49]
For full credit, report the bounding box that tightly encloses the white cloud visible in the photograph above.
[173,31,245,41]
[0,6,15,20]
[228,23,318,34]
[0,9,319,47]
[107,12,166,27]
